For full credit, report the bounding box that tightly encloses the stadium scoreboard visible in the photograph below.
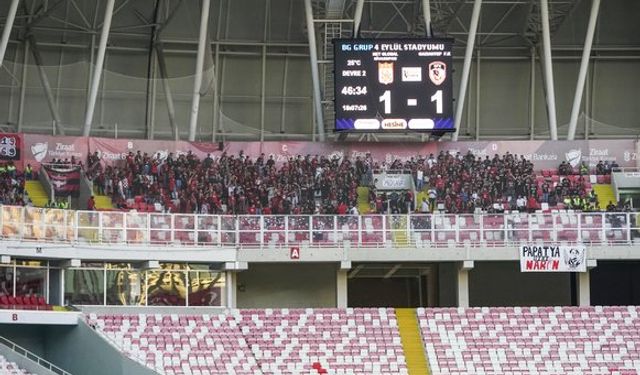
[334,38,454,132]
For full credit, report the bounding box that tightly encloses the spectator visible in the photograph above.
[87,196,96,211]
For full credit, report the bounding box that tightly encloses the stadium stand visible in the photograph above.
[84,148,625,215]
[418,306,640,374]
[89,308,408,375]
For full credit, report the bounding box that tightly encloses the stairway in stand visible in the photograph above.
[389,215,409,246]
[592,184,616,208]
[396,308,430,375]
[93,194,115,209]
[24,180,49,207]
[356,186,371,214]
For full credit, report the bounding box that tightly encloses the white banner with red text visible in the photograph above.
[519,245,587,272]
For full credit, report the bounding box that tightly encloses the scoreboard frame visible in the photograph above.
[333,38,454,133]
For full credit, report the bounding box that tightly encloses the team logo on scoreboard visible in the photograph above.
[378,62,394,85]
[428,61,447,86]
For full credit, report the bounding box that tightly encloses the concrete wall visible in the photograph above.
[469,261,572,307]
[236,263,337,308]
[45,321,158,375]
[0,323,158,375]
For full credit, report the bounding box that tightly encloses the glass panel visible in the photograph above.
[505,212,530,244]
[605,213,629,244]
[101,212,125,243]
[15,267,46,297]
[64,269,104,305]
[125,212,149,244]
[0,267,13,296]
[288,216,311,244]
[556,211,579,243]
[262,216,285,246]
[77,211,99,242]
[239,216,261,245]
[337,215,359,244]
[410,214,432,244]
[220,216,236,244]
[188,271,224,306]
[311,216,335,244]
[106,269,145,306]
[149,213,172,244]
[433,214,456,246]
[483,214,505,245]
[23,207,44,240]
[457,214,481,246]
[174,215,195,245]
[44,208,69,241]
[361,215,384,245]
[580,212,604,245]
[196,215,219,245]
[1,205,22,239]
[146,264,187,306]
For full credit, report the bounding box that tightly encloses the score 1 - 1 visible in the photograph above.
[378,89,444,114]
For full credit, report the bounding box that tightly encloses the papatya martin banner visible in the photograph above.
[519,245,587,272]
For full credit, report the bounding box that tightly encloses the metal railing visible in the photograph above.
[0,205,638,248]
[0,335,72,375]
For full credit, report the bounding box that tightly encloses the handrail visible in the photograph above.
[0,335,72,375]
[0,204,637,248]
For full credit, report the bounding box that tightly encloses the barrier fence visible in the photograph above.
[0,205,638,248]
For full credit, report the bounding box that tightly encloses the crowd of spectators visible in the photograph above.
[88,150,363,215]
[0,161,26,206]
[404,151,541,214]
[559,160,619,176]
[84,149,631,215]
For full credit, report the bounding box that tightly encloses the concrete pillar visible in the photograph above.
[337,261,351,308]
[457,261,474,308]
[577,259,597,307]
[226,271,237,309]
[337,270,348,308]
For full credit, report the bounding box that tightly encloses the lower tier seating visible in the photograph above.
[418,306,640,375]
[88,308,407,375]
[0,354,32,375]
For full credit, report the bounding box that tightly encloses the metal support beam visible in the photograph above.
[384,264,402,279]
[83,0,115,136]
[145,0,162,140]
[17,39,28,131]
[452,0,482,141]
[540,0,558,140]
[353,0,365,37]
[422,0,432,37]
[156,43,179,141]
[567,0,600,141]
[259,0,269,143]
[27,34,64,135]
[474,49,480,140]
[529,46,535,140]
[303,0,325,141]
[0,0,20,67]
[188,0,211,142]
